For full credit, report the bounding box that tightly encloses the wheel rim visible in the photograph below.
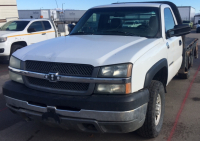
[155,94,161,126]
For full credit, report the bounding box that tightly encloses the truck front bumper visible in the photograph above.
[3,81,149,133]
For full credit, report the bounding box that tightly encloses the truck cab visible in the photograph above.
[0,19,56,61]
[3,1,197,138]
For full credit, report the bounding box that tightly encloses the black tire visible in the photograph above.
[178,69,190,79]
[10,44,23,56]
[137,80,165,138]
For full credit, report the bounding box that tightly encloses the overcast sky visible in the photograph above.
[17,0,200,13]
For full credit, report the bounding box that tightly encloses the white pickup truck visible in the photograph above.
[3,1,198,138]
[0,19,57,61]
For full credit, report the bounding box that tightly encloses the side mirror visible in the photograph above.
[68,24,75,33]
[167,25,191,38]
[28,28,36,33]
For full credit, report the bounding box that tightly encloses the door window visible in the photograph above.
[164,8,175,32]
[43,21,52,30]
[28,21,44,32]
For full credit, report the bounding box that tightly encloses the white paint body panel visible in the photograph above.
[0,19,56,56]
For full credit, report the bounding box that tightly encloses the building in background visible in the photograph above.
[0,0,18,26]
[178,6,195,22]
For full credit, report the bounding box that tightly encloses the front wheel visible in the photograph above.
[137,80,165,138]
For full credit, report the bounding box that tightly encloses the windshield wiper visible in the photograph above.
[70,32,93,35]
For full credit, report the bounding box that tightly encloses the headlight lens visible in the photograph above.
[95,83,131,94]
[98,64,132,78]
[9,71,24,84]
[10,56,21,69]
[0,37,7,43]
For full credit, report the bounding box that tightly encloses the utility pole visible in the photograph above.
[62,3,65,12]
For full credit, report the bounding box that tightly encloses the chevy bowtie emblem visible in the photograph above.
[44,73,61,82]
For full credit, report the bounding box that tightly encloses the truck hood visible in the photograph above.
[13,35,162,67]
[0,31,23,37]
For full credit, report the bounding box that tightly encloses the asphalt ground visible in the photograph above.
[0,30,200,141]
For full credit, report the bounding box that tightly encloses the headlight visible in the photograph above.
[95,83,131,94]
[9,71,24,84]
[98,64,132,78]
[0,37,7,43]
[10,56,21,69]
[9,56,23,83]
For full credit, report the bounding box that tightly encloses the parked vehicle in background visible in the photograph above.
[0,19,57,61]
[196,20,200,33]
[63,10,86,22]
[18,9,58,20]
[194,15,200,24]
[183,20,193,28]
[178,6,195,22]
[122,21,142,28]
[3,1,198,139]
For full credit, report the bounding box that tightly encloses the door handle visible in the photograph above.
[179,40,182,46]
[166,42,170,49]
[42,33,46,35]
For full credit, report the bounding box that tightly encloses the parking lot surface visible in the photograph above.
[0,30,200,141]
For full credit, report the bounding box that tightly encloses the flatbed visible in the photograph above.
[179,37,198,78]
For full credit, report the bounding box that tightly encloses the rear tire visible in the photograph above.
[10,44,23,56]
[137,80,165,138]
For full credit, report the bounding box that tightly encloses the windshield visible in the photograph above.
[183,21,190,23]
[70,7,160,38]
[0,21,30,31]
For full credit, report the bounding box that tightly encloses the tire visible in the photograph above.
[10,44,23,56]
[137,80,165,138]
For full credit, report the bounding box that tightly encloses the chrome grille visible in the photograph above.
[27,77,89,91]
[25,61,94,77]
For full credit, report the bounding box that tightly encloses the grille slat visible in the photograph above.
[25,61,94,77]
[27,77,89,91]
[24,61,94,93]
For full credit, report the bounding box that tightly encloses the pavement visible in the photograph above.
[0,30,200,141]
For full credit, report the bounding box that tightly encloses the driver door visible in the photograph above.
[164,8,182,81]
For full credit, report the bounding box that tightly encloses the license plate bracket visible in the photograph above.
[42,106,60,124]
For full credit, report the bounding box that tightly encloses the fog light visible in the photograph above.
[9,71,24,84]
[95,83,131,94]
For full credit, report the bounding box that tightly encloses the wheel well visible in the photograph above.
[11,41,27,48]
[152,67,168,92]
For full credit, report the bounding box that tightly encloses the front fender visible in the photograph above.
[144,59,168,88]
